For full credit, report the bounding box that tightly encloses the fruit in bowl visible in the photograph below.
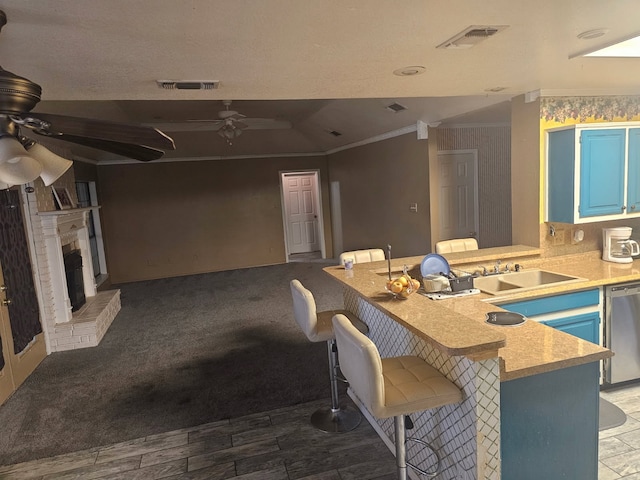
[385,272,421,299]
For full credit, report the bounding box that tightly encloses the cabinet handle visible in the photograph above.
[632,205,637,211]
[622,205,626,211]
[0,285,6,292]
[2,298,11,306]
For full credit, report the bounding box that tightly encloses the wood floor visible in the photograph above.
[0,398,397,480]
[2,384,640,479]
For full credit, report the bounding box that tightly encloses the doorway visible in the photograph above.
[437,149,479,244]
[280,170,325,260]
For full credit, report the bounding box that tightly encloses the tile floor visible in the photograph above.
[1,385,639,479]
[599,383,640,479]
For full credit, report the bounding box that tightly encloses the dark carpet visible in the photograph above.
[0,261,344,466]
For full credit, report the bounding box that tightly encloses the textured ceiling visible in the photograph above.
[0,1,638,162]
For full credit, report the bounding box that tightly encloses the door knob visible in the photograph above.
[0,285,6,292]
[2,298,11,306]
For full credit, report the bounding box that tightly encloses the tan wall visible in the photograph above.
[434,125,512,249]
[511,95,541,247]
[97,155,331,283]
[72,161,99,183]
[327,133,430,258]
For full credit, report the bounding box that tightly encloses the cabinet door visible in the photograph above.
[500,289,599,317]
[628,128,640,214]
[579,129,626,218]
[542,311,600,344]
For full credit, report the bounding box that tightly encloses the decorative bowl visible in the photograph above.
[385,267,421,299]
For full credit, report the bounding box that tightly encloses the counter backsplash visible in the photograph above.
[540,218,640,258]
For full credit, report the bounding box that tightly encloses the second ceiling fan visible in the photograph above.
[151,100,292,145]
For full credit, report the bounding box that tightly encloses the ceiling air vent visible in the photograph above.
[436,25,508,50]
[386,102,407,113]
[156,80,219,90]
[327,130,343,137]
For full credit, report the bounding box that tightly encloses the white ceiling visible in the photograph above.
[0,0,639,162]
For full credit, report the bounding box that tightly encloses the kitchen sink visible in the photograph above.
[474,269,585,296]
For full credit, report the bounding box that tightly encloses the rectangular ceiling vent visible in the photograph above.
[436,25,508,50]
[386,102,407,113]
[156,80,219,90]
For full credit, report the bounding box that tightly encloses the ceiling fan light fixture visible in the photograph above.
[24,141,73,186]
[0,136,42,184]
[217,123,243,145]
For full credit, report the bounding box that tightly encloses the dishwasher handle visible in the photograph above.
[608,283,640,297]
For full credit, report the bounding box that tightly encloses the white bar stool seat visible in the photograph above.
[339,248,385,266]
[435,238,478,254]
[290,279,369,433]
[332,313,462,479]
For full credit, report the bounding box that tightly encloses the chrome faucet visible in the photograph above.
[505,263,513,273]
[494,260,501,274]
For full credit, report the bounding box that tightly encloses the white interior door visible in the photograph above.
[282,172,320,254]
[437,150,479,242]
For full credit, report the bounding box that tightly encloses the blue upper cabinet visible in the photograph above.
[546,123,640,224]
[628,128,640,214]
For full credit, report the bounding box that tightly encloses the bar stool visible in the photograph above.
[332,314,462,479]
[290,279,369,433]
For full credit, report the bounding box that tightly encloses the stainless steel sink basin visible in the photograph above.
[474,269,585,296]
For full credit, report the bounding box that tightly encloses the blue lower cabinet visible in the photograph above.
[501,362,600,480]
[541,311,600,344]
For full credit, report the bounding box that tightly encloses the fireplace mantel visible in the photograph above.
[27,203,120,352]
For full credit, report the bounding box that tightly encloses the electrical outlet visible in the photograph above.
[571,228,584,244]
[554,229,565,245]
[409,203,418,213]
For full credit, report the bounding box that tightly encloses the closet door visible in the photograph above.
[0,190,46,390]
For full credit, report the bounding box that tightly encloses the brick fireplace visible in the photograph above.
[26,195,121,353]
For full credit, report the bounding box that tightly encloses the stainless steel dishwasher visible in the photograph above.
[604,282,640,385]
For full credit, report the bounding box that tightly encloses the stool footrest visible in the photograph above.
[406,436,440,478]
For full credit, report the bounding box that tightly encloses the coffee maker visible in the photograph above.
[603,227,640,263]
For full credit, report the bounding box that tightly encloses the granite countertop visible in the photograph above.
[323,246,629,382]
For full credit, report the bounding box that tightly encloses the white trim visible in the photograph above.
[279,170,326,260]
[439,122,510,129]
[98,151,326,165]
[95,125,419,165]
[88,182,108,281]
[325,125,417,155]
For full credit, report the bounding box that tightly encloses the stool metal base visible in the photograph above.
[311,405,362,433]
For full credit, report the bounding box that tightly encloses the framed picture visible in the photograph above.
[52,186,74,210]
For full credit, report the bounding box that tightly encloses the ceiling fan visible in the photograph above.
[149,100,292,145]
[0,10,175,187]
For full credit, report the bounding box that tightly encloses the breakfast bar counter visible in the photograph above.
[323,250,621,480]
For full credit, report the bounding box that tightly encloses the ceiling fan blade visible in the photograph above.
[16,112,176,151]
[40,134,166,161]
